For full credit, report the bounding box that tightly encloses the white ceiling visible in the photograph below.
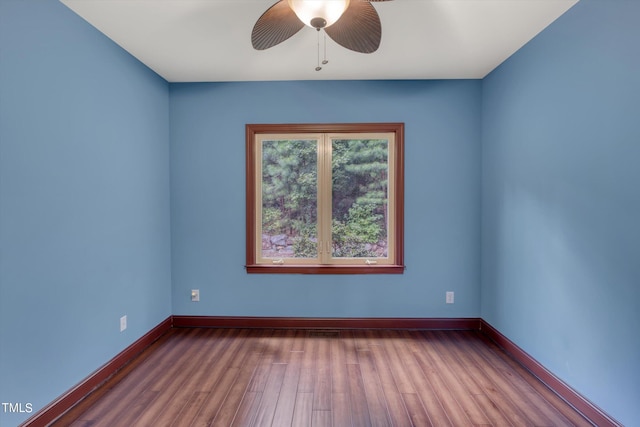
[60,0,579,83]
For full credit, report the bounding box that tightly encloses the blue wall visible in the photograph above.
[170,80,482,318]
[0,1,172,425]
[481,1,640,425]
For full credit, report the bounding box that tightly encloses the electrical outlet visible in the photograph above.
[120,315,127,332]
[191,289,200,302]
[446,291,455,304]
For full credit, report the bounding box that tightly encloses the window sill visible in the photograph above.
[245,264,405,275]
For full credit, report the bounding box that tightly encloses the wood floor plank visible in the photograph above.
[169,391,208,427]
[157,329,252,427]
[97,390,159,427]
[132,329,235,427]
[52,327,595,427]
[378,330,416,394]
[150,329,224,393]
[442,331,534,426]
[60,329,179,426]
[248,329,279,392]
[92,329,214,427]
[229,391,262,427]
[313,336,332,411]
[183,329,265,426]
[283,331,309,424]
[420,365,473,426]
[419,330,491,426]
[354,331,392,427]
[429,330,484,395]
[186,368,240,427]
[475,331,593,427]
[332,392,353,427]
[396,330,453,426]
[341,329,360,365]
[208,331,269,427]
[66,328,204,425]
[364,330,412,427]
[450,331,557,426]
[331,332,350,393]
[298,331,319,393]
[252,362,287,427]
[346,363,373,427]
[312,409,332,427]
[409,332,473,426]
[472,393,516,427]
[401,392,434,427]
[462,331,583,427]
[272,328,296,363]
[270,351,303,427]
[291,392,313,427]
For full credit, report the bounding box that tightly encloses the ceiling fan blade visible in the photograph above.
[251,0,305,50]
[324,1,382,54]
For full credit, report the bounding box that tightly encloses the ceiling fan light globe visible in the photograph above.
[288,0,350,28]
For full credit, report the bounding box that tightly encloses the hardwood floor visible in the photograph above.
[52,328,592,426]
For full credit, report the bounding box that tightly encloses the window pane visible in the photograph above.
[331,138,389,258]
[261,139,318,259]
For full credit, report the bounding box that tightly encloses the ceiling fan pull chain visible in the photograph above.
[315,29,322,71]
[322,31,329,65]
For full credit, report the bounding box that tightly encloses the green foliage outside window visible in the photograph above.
[261,137,388,259]
[262,139,317,239]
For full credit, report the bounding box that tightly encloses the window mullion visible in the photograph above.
[318,135,332,264]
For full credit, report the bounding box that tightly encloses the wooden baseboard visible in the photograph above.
[172,315,481,330]
[20,316,172,427]
[479,319,621,427]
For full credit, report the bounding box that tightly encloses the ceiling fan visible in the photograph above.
[251,0,392,56]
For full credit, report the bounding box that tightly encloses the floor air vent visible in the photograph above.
[308,330,340,338]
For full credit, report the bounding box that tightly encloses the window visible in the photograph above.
[246,123,404,274]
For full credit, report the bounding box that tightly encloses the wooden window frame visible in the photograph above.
[246,123,405,274]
